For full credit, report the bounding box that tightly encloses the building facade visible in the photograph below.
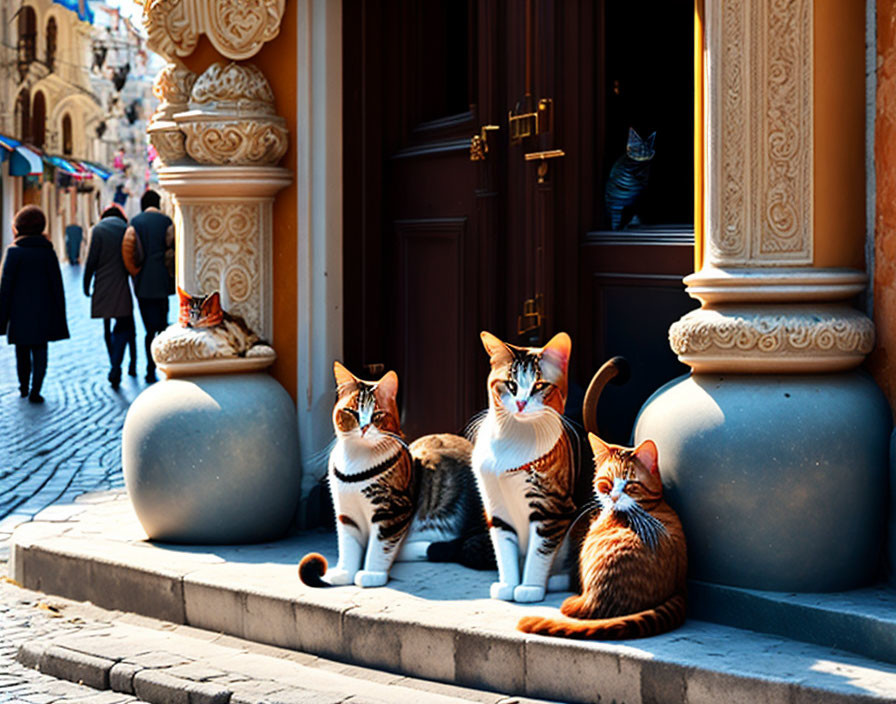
[141,0,896,590]
[0,0,157,254]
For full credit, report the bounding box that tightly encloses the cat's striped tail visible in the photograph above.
[298,553,330,588]
[582,356,630,437]
[516,592,686,640]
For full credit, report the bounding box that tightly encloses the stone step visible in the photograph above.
[16,612,550,704]
[10,490,896,704]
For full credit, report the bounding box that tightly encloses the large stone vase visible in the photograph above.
[634,371,892,592]
[122,373,300,544]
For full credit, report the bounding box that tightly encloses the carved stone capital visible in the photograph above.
[670,304,874,373]
[143,0,285,62]
[174,63,288,166]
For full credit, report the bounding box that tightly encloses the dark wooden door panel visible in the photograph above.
[577,235,697,444]
[395,218,469,437]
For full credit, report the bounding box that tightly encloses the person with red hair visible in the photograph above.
[0,205,70,403]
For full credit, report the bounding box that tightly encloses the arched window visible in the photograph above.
[46,17,57,72]
[16,90,31,142]
[31,92,46,149]
[62,114,73,156]
[17,6,37,81]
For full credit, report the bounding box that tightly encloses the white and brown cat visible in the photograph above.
[471,331,579,603]
[299,363,482,588]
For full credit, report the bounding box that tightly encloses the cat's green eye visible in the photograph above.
[504,380,518,395]
[533,381,550,393]
[372,411,386,424]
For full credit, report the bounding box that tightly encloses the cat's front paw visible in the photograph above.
[354,570,389,588]
[325,568,354,586]
[513,584,546,603]
[490,582,516,600]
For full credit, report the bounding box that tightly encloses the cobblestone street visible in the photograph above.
[0,262,160,702]
[0,262,158,556]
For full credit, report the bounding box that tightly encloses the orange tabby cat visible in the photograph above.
[518,433,687,639]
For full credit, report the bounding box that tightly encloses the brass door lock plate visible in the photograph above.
[509,98,552,144]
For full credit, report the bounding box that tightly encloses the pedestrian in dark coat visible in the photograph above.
[122,189,174,383]
[0,205,70,403]
[83,205,137,388]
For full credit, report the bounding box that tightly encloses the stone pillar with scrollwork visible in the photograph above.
[119,0,300,545]
[634,1,892,594]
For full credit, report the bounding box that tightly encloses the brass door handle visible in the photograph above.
[524,149,565,183]
[470,125,499,161]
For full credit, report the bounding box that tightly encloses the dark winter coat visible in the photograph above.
[83,216,133,318]
[0,235,70,345]
[123,210,174,300]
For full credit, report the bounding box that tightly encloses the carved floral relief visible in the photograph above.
[175,63,288,166]
[142,0,284,62]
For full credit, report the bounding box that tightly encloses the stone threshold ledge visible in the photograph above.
[10,491,896,704]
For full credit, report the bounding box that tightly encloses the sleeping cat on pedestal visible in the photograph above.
[299,363,484,588]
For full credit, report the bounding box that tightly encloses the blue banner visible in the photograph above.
[52,0,94,24]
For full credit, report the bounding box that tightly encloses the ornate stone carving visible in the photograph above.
[205,0,285,62]
[175,63,288,166]
[669,305,874,373]
[148,125,187,165]
[142,0,284,62]
[185,202,264,334]
[152,63,197,121]
[706,0,812,267]
[158,165,291,343]
[148,64,198,166]
[181,121,287,165]
[143,0,199,61]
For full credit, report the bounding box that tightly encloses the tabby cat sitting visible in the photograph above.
[471,331,578,603]
[517,433,687,639]
[299,363,482,588]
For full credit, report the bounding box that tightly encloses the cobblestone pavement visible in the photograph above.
[0,262,166,557]
[0,262,169,702]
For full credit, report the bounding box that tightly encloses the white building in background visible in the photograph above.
[0,0,158,254]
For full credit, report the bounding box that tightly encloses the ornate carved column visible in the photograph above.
[121,0,299,545]
[155,61,290,346]
[634,1,891,593]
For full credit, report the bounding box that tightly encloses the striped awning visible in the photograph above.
[78,160,113,181]
[0,135,44,176]
[45,154,92,179]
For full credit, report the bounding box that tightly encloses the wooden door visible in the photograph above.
[344,0,501,439]
[344,0,696,443]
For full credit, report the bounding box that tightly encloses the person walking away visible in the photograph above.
[122,190,174,383]
[65,223,83,265]
[0,206,70,403]
[83,205,137,389]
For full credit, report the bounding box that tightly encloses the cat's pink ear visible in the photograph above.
[481,331,512,365]
[588,433,612,466]
[541,332,571,379]
[333,361,358,395]
[202,291,221,313]
[633,439,659,474]
[376,370,399,401]
[176,285,190,303]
